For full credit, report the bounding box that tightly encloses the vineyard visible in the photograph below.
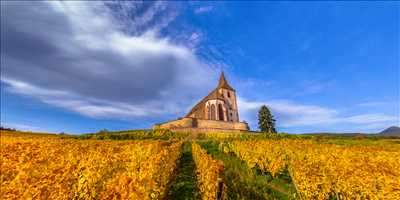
[1,130,399,199]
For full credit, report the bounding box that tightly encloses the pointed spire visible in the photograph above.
[217,71,234,90]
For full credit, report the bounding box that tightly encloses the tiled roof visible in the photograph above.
[218,72,235,91]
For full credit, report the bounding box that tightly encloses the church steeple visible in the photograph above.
[217,71,234,91]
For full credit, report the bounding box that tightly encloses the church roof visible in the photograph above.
[185,72,234,117]
[218,72,235,91]
[185,88,223,117]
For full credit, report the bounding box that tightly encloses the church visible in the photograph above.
[153,72,249,132]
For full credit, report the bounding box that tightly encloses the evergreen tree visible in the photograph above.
[258,105,277,133]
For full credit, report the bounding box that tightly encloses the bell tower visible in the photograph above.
[216,72,239,122]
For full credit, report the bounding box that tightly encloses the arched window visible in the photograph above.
[206,105,210,120]
[218,104,224,121]
[210,104,216,120]
[227,91,231,98]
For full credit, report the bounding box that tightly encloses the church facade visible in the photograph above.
[153,72,249,131]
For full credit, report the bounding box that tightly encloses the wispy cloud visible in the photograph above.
[238,97,399,132]
[194,6,213,14]
[357,101,391,107]
[238,98,337,127]
[1,1,214,119]
[104,1,175,35]
[343,114,398,124]
[1,122,43,132]
[302,83,327,94]
[353,122,399,133]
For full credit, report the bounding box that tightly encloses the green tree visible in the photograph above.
[258,105,277,134]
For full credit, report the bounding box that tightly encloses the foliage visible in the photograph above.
[201,140,297,200]
[192,142,226,200]
[223,139,400,199]
[2,129,400,199]
[1,132,182,199]
[258,105,277,134]
[101,141,183,199]
[198,131,295,141]
[97,129,109,134]
[79,129,189,140]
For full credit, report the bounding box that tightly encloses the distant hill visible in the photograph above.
[379,126,400,136]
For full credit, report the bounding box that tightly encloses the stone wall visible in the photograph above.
[153,117,249,131]
[196,118,248,131]
[152,118,193,129]
[171,128,246,133]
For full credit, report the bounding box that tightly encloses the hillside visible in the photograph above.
[380,126,400,136]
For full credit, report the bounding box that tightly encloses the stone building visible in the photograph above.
[153,72,249,132]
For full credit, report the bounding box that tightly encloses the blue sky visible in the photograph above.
[1,1,399,134]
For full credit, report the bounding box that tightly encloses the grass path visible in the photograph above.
[199,140,298,200]
[166,142,198,200]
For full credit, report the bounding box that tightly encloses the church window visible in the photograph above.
[218,104,224,121]
[227,91,231,98]
[206,105,210,119]
[210,104,216,120]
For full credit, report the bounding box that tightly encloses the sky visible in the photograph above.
[1,1,399,134]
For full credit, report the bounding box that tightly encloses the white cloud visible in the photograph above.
[352,122,399,133]
[357,101,391,107]
[343,114,398,124]
[238,98,338,127]
[101,1,176,35]
[303,84,326,94]
[1,122,43,132]
[238,97,399,131]
[194,6,213,14]
[1,1,214,119]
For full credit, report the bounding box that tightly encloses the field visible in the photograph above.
[1,130,399,200]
